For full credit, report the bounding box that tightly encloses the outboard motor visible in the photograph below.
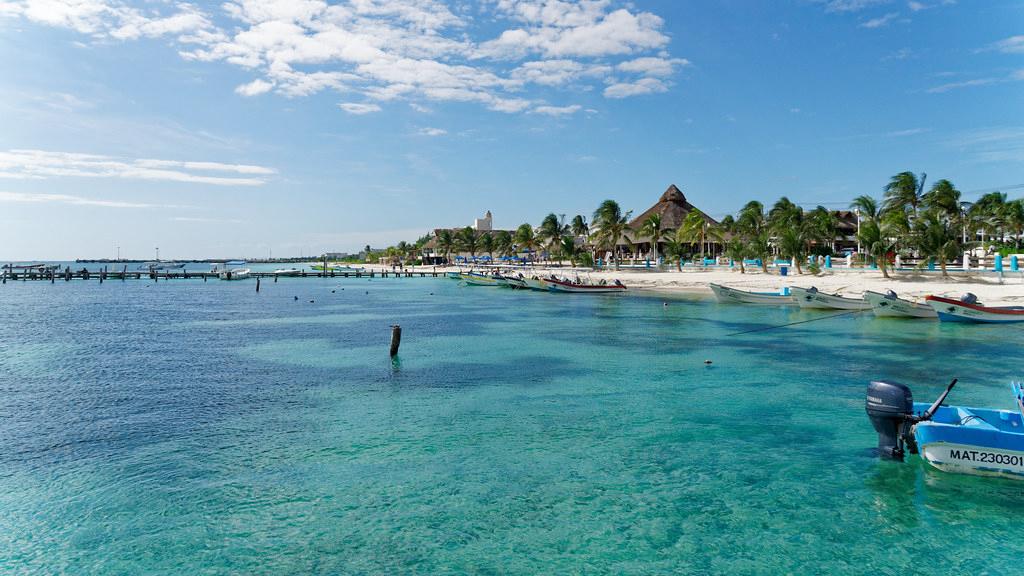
[885,289,898,299]
[866,381,914,460]
[866,378,958,461]
[961,292,978,305]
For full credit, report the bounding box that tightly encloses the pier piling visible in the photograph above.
[256,277,261,293]
[390,325,402,357]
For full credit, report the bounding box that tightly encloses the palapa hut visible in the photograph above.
[624,184,720,259]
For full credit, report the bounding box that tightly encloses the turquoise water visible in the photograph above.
[2,277,1023,574]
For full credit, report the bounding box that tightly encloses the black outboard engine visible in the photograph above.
[961,292,978,304]
[885,289,898,299]
[866,381,914,460]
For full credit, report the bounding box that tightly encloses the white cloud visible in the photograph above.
[0,191,174,208]
[885,127,929,137]
[235,78,274,96]
[927,77,998,93]
[860,12,899,28]
[416,127,447,136]
[2,0,687,112]
[603,77,667,99]
[0,149,273,185]
[819,0,891,13]
[531,104,581,116]
[987,35,1024,54]
[616,56,689,77]
[907,1,926,10]
[338,102,382,114]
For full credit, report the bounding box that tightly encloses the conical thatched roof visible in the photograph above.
[628,184,718,230]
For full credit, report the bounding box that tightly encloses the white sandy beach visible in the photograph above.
[427,264,1024,306]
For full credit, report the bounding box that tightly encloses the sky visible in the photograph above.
[0,0,1022,260]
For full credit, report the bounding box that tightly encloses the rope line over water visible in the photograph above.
[726,309,866,337]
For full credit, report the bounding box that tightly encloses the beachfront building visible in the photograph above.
[421,211,518,263]
[620,184,720,261]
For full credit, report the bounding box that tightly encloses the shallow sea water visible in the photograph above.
[2,276,1023,574]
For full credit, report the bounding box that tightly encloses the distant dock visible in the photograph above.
[1,267,440,282]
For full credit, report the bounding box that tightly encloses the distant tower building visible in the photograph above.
[473,210,493,231]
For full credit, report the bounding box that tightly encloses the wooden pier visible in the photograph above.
[1,267,441,283]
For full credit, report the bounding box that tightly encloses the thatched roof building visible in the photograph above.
[628,184,718,230]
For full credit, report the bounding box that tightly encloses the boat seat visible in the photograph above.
[955,407,997,431]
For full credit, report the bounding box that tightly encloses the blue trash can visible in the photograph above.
[780,266,788,277]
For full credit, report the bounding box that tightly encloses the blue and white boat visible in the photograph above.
[867,379,1024,479]
[709,283,794,305]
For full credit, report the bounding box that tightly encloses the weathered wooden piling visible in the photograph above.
[389,325,402,357]
[256,277,261,292]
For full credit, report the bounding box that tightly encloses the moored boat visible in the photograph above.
[460,272,500,286]
[866,379,1024,479]
[521,277,551,291]
[863,290,937,318]
[271,268,302,276]
[504,276,528,289]
[791,286,871,310]
[545,277,627,293]
[446,271,462,279]
[709,283,795,305]
[925,294,1024,323]
[312,264,364,272]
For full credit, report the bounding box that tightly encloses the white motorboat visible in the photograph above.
[212,261,251,280]
[863,290,936,318]
[709,283,795,305]
[460,272,499,286]
[545,276,627,293]
[521,277,551,291]
[791,286,872,310]
[271,268,302,276]
[926,294,1024,323]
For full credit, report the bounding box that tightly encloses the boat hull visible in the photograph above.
[503,277,528,289]
[545,279,627,293]
[912,402,1024,479]
[791,287,871,310]
[219,269,251,280]
[521,278,551,291]
[709,283,795,305]
[461,273,499,286]
[926,295,1024,323]
[863,291,936,318]
[918,442,1024,479]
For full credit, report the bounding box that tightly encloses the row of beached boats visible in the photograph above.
[709,283,1024,323]
[451,271,628,293]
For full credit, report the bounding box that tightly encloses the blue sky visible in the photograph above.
[0,0,1021,259]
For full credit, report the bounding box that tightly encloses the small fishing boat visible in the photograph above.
[312,264,364,273]
[503,276,528,289]
[863,290,937,318]
[138,261,186,271]
[925,294,1024,323]
[271,268,302,276]
[867,379,1024,479]
[791,286,871,310]
[545,277,627,293]
[709,283,795,305]
[460,272,500,286]
[446,271,462,279]
[521,277,551,291]
[212,261,250,280]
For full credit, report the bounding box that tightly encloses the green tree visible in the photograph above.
[851,196,897,279]
[435,229,455,264]
[570,214,589,238]
[883,171,925,218]
[515,223,538,261]
[737,201,770,273]
[677,210,709,257]
[560,235,579,266]
[725,237,749,273]
[494,230,514,257]
[661,238,687,271]
[538,213,568,262]
[457,226,478,257]
[638,214,672,262]
[479,233,495,260]
[591,200,632,270]
[914,210,962,277]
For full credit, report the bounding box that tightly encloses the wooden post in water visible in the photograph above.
[389,325,402,357]
[256,277,261,293]
[123,265,127,281]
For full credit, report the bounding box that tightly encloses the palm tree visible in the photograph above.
[515,223,538,262]
[737,201,770,273]
[538,213,567,262]
[591,200,632,270]
[494,230,514,257]
[570,215,589,238]
[677,210,708,258]
[560,235,579,266]
[396,241,410,265]
[638,214,672,262]
[807,206,839,253]
[661,238,687,271]
[914,210,962,277]
[435,229,455,264]
[883,171,925,218]
[971,191,1008,244]
[768,197,809,271]
[777,227,810,274]
[456,226,478,257]
[1006,199,1024,248]
[725,237,749,273]
[479,233,495,260]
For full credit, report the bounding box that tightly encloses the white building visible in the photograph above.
[473,210,493,231]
